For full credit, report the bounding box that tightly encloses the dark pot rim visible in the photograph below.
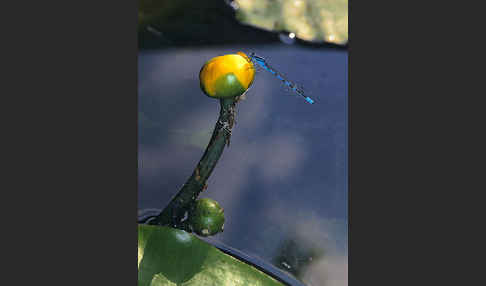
[202,238,308,286]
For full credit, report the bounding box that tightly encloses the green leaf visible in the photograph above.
[138,224,285,286]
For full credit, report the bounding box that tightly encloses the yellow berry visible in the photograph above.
[199,52,255,99]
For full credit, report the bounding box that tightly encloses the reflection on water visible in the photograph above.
[138,45,347,285]
[273,236,325,279]
[279,32,297,45]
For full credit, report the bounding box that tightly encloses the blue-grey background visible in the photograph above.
[138,44,347,285]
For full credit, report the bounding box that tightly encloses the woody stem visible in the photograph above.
[151,98,237,226]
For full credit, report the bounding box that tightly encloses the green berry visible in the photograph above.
[188,198,225,237]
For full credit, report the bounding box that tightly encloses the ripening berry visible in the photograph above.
[199,52,255,99]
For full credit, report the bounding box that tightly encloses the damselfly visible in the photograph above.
[242,52,315,104]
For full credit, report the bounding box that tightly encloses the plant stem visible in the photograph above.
[151,98,238,226]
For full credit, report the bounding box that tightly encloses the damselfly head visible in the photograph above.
[237,51,252,63]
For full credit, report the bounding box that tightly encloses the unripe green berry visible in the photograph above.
[188,198,225,237]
